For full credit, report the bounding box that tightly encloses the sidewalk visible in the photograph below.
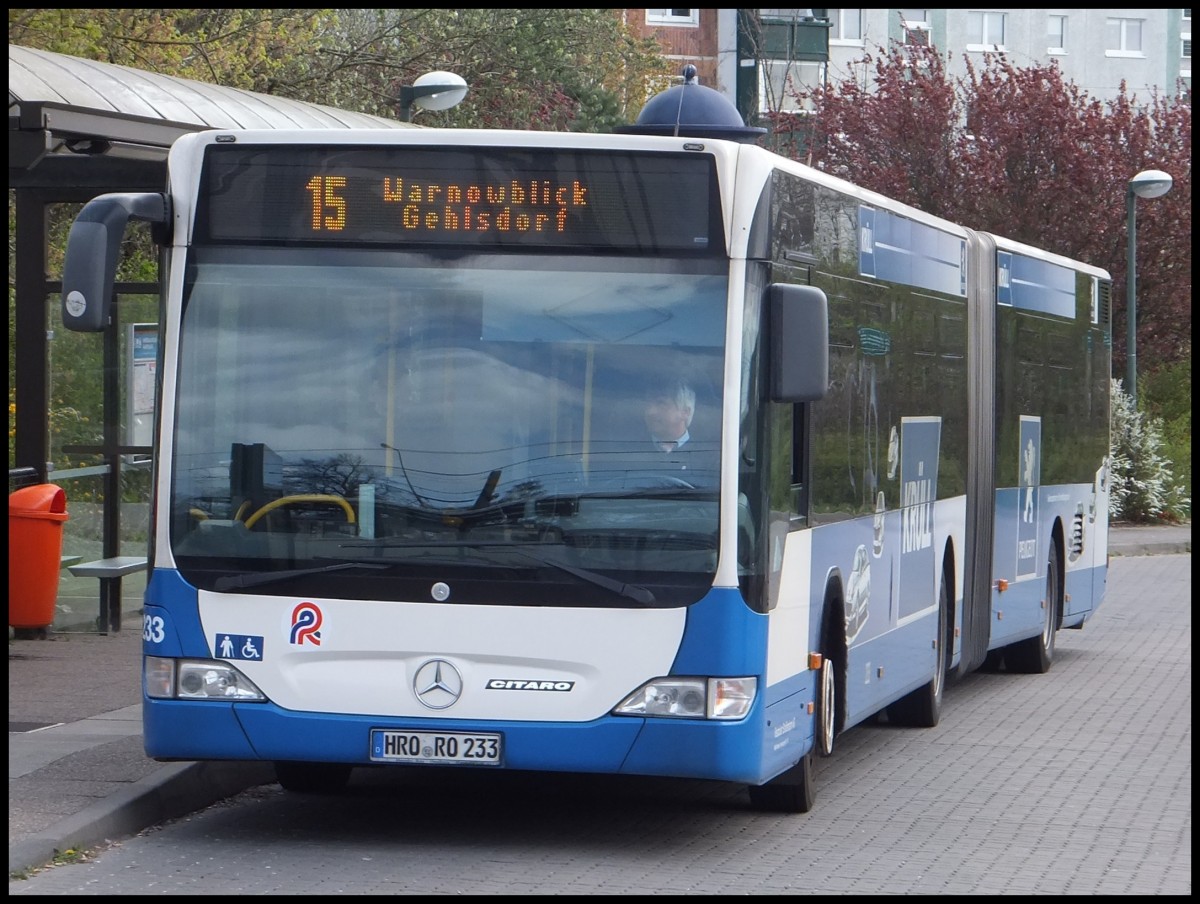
[7,521,1190,876]
[7,623,272,877]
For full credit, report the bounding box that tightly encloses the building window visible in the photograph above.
[901,9,930,46]
[964,11,1003,50]
[1047,15,1068,54]
[967,11,1006,51]
[829,9,863,43]
[758,59,824,114]
[646,9,699,27]
[1185,9,1193,76]
[1105,17,1144,56]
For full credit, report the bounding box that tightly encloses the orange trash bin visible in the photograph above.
[9,484,70,629]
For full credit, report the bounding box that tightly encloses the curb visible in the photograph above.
[9,760,275,877]
[1109,545,1190,557]
[1107,535,1191,558]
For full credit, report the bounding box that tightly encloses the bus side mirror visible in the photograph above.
[767,283,829,402]
[62,192,170,332]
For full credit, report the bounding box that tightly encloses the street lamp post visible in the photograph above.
[1125,168,1173,405]
[399,71,469,122]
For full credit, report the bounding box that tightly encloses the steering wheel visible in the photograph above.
[242,494,356,530]
[653,475,697,489]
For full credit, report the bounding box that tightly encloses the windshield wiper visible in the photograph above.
[214,560,391,592]
[507,549,655,606]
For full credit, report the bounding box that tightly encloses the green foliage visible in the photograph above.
[1141,356,1193,424]
[309,9,671,131]
[1140,359,1192,507]
[9,9,672,131]
[1109,378,1190,523]
[8,8,329,92]
[9,844,95,880]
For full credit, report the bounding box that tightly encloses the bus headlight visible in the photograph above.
[145,656,267,701]
[613,676,757,720]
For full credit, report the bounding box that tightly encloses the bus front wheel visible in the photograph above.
[746,593,842,814]
[747,751,815,813]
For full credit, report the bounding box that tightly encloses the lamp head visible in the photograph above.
[1129,169,1173,200]
[410,71,468,112]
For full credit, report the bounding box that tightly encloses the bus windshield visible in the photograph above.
[170,247,729,608]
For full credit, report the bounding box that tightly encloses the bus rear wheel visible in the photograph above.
[274,761,353,794]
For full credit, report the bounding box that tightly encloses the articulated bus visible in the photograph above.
[61,123,1110,812]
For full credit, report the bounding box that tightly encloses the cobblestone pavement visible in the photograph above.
[8,522,1190,887]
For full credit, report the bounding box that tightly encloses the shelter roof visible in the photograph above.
[9,43,410,190]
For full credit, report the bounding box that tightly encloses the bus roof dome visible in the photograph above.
[616,64,767,143]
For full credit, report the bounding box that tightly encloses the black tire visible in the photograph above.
[274,761,353,794]
[1005,543,1060,674]
[815,654,836,756]
[818,592,847,751]
[747,750,815,813]
[746,591,842,813]
[980,649,1006,672]
[887,568,949,727]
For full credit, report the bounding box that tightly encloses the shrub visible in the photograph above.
[1141,359,1192,507]
[1109,378,1190,522]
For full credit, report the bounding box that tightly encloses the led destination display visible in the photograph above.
[197,144,722,253]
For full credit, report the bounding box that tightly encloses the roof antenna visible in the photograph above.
[674,64,697,137]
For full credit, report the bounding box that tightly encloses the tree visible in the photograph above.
[7,9,671,132]
[7,9,329,91]
[297,9,671,131]
[793,42,1192,377]
[775,44,964,218]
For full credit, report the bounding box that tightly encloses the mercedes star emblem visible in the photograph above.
[413,658,463,710]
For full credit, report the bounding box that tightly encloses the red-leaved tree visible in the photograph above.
[788,43,1192,376]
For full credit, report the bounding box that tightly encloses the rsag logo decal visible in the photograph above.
[289,602,323,646]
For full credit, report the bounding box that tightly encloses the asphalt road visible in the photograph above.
[7,553,1191,895]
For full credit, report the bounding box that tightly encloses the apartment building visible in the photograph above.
[625,9,1191,118]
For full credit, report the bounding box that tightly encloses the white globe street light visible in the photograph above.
[399,71,469,122]
[1125,168,1173,405]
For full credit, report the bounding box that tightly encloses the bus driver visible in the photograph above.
[639,378,718,487]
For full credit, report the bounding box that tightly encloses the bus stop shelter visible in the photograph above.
[8,43,411,627]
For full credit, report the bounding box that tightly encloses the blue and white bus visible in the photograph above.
[61,119,1111,811]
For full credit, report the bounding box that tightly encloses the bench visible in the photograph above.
[68,556,148,634]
